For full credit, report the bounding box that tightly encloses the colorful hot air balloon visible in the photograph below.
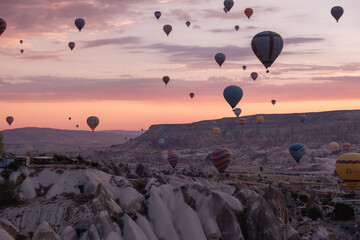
[76,124,79,128]
[271,99,276,105]
[331,6,344,22]
[20,49,24,53]
[20,40,23,44]
[68,42,75,51]
[343,142,351,152]
[154,11,161,20]
[251,72,258,81]
[233,108,242,118]
[251,31,283,72]
[87,116,99,132]
[167,153,180,169]
[244,8,253,19]
[235,25,239,31]
[223,0,234,12]
[335,153,360,191]
[242,65,246,70]
[329,142,339,153]
[162,76,170,85]
[0,18,7,36]
[6,116,14,126]
[215,53,226,67]
[163,24,172,36]
[239,118,246,126]
[223,85,243,109]
[300,114,306,123]
[256,115,264,124]
[158,138,165,147]
[211,148,232,173]
[186,21,191,27]
[189,93,194,99]
[213,127,220,137]
[75,18,85,32]
[289,144,306,163]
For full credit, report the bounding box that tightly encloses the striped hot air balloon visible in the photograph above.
[336,153,360,191]
[0,18,7,36]
[289,144,306,163]
[239,118,246,126]
[167,153,180,169]
[211,148,232,173]
[87,116,99,132]
[343,142,351,152]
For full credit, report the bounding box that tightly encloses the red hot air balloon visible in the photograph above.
[163,76,170,85]
[0,18,7,36]
[167,153,180,169]
[211,148,232,173]
[6,116,14,126]
[244,8,253,19]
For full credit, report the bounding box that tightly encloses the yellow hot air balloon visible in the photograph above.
[256,116,264,124]
[336,153,360,191]
[329,142,339,152]
[213,127,220,137]
[285,152,291,158]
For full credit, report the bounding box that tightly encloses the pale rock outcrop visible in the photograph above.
[32,221,61,240]
[60,226,77,240]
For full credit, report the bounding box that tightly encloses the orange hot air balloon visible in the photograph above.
[244,8,253,19]
[336,153,360,191]
[239,118,246,126]
[213,127,220,137]
[6,116,14,126]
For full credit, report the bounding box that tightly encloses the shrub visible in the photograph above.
[307,206,323,221]
[259,166,263,172]
[135,163,145,178]
[8,161,19,171]
[332,203,355,221]
[0,180,19,206]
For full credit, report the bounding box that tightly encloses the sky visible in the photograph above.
[0,0,359,131]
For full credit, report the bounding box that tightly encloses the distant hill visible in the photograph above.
[2,127,143,155]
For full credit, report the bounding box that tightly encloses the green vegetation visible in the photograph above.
[332,203,355,221]
[0,180,20,206]
[307,206,323,221]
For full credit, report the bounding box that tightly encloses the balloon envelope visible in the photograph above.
[0,18,6,36]
[238,118,246,126]
[158,138,165,147]
[244,8,254,19]
[76,124,79,128]
[68,42,75,51]
[235,25,239,31]
[251,72,258,81]
[75,18,85,31]
[289,144,306,163]
[331,6,344,22]
[154,11,161,20]
[20,49,24,53]
[223,0,234,12]
[329,142,339,152]
[186,21,191,27]
[242,65,246,70]
[20,40,23,44]
[167,153,180,168]
[271,99,276,105]
[251,31,283,70]
[223,85,243,108]
[189,93,194,99]
[87,116,99,132]
[336,153,360,191]
[343,142,351,152]
[256,116,264,123]
[6,116,14,126]
[233,108,242,118]
[215,53,226,67]
[211,148,232,173]
[163,24,172,36]
[162,76,170,85]
[213,127,220,137]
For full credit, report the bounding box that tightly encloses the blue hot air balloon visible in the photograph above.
[211,148,232,173]
[289,144,306,163]
[158,138,165,147]
[223,85,243,109]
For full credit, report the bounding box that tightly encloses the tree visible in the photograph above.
[135,163,145,178]
[0,181,19,206]
[332,203,355,220]
[307,206,323,221]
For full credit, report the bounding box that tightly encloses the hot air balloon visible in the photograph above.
[289,144,306,163]
[285,152,291,158]
[223,85,243,109]
[0,18,7,36]
[162,76,170,85]
[223,7,228,13]
[336,153,360,191]
[271,99,276,105]
[239,118,246,126]
[154,11,161,20]
[75,18,85,32]
[20,40,23,44]
[68,42,75,51]
[189,93,194,99]
[167,153,180,169]
[6,116,14,126]
[251,72,258,81]
[244,8,253,19]
[242,65,246,70]
[300,114,306,123]
[158,138,165,147]
[331,6,344,22]
[87,116,99,132]
[215,53,226,67]
[20,49,24,53]
[343,142,351,152]
[76,124,79,128]
[256,115,264,124]
[235,25,239,31]
[213,127,220,137]
[69,117,71,120]
[223,0,234,12]
[251,31,283,72]
[329,142,339,153]
[233,108,242,118]
[186,21,191,27]
[211,148,232,173]
[163,24,172,36]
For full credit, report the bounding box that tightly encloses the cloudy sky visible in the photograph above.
[0,0,359,130]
